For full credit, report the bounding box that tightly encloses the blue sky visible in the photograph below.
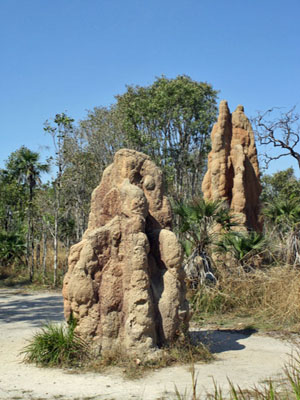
[0,0,299,177]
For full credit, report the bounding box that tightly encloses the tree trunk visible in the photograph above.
[28,185,34,282]
[65,236,70,274]
[42,230,47,282]
[53,206,58,287]
[36,242,40,271]
[29,228,34,282]
[26,214,30,276]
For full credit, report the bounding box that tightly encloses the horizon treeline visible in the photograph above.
[0,75,219,283]
[1,75,300,286]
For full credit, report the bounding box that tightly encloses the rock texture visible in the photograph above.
[63,149,189,356]
[202,101,262,231]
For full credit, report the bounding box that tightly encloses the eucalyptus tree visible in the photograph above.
[79,105,126,180]
[78,76,218,202]
[261,168,300,204]
[61,126,101,242]
[44,113,74,286]
[115,75,218,200]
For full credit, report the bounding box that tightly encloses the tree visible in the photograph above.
[79,105,126,180]
[216,231,266,269]
[174,198,234,254]
[44,113,74,286]
[0,230,26,269]
[115,75,218,200]
[261,168,300,204]
[0,168,26,233]
[77,76,218,202]
[44,110,119,284]
[261,168,300,267]
[0,168,27,274]
[253,107,300,170]
[173,198,234,286]
[4,147,49,281]
[60,143,94,243]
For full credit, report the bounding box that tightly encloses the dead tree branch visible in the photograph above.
[252,106,300,170]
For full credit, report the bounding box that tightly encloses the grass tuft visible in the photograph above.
[22,318,89,367]
[22,320,212,379]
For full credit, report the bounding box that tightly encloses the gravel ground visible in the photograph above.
[0,288,294,400]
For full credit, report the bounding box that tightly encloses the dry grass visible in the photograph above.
[174,351,300,399]
[87,338,213,379]
[0,241,68,288]
[191,264,300,331]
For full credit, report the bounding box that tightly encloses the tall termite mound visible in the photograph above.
[202,100,262,231]
[63,149,189,356]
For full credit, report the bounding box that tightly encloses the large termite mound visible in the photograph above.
[63,149,189,356]
[202,100,262,231]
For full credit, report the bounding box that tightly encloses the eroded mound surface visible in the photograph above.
[63,149,189,356]
[202,101,262,231]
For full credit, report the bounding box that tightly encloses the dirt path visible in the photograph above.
[0,288,294,399]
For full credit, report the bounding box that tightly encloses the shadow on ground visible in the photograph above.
[0,288,256,354]
[0,290,64,327]
[190,328,257,353]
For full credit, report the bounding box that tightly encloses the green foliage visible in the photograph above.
[216,231,266,264]
[174,198,235,253]
[5,146,49,197]
[261,168,300,203]
[264,197,300,230]
[22,318,89,367]
[261,168,300,227]
[3,146,50,280]
[261,168,300,267]
[79,105,126,174]
[116,75,218,199]
[0,170,26,232]
[0,229,26,267]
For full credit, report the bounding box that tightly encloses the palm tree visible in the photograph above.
[174,198,236,251]
[264,198,299,231]
[5,147,49,281]
[173,198,236,287]
[6,146,49,201]
[263,196,300,266]
[216,231,266,270]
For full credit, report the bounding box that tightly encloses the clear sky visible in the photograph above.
[0,0,299,177]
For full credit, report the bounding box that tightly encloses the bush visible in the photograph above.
[22,318,89,367]
[0,229,26,267]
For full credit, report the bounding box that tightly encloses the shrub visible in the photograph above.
[22,318,89,367]
[215,231,266,269]
[0,229,26,267]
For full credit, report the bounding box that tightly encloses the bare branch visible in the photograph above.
[252,106,300,170]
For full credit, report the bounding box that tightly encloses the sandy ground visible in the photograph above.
[0,288,295,400]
